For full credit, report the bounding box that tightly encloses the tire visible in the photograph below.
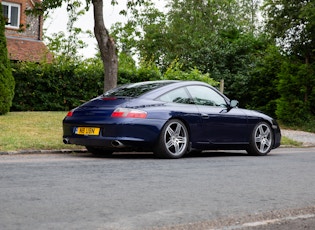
[154,119,189,159]
[247,122,274,156]
[86,146,113,157]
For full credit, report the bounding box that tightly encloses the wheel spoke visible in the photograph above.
[167,126,175,136]
[265,139,271,147]
[175,124,182,135]
[263,128,270,136]
[259,143,266,152]
[255,135,262,143]
[177,136,186,143]
[166,139,173,149]
[173,142,180,153]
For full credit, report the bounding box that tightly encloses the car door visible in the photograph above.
[157,86,203,143]
[186,85,248,145]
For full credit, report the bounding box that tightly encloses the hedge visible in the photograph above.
[11,60,162,111]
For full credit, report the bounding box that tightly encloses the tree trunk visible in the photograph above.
[92,0,118,92]
[304,55,311,103]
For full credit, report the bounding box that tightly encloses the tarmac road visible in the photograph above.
[0,147,315,230]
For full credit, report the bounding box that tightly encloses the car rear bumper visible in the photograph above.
[62,118,165,149]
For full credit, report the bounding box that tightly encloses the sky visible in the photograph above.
[44,0,166,58]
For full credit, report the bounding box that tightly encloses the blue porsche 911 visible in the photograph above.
[63,80,281,159]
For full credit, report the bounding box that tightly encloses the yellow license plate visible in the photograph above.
[75,127,100,136]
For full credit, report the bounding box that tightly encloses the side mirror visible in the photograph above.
[230,100,239,108]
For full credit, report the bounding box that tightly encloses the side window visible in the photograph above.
[187,85,227,107]
[158,87,192,104]
[2,2,20,28]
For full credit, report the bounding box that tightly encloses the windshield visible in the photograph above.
[103,81,177,98]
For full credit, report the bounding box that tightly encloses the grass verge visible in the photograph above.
[280,136,303,147]
[0,112,305,152]
[0,112,83,152]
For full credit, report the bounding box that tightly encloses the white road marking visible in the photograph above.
[214,214,315,230]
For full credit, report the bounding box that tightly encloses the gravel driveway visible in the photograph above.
[281,129,315,147]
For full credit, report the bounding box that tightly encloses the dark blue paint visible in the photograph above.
[63,80,281,153]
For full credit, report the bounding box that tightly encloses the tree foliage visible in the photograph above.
[39,0,120,92]
[247,44,281,117]
[44,1,90,62]
[112,0,267,106]
[112,0,315,123]
[12,0,315,126]
[275,59,315,123]
[263,0,315,123]
[162,60,219,87]
[263,0,315,62]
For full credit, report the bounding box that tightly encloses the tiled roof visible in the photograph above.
[6,36,53,62]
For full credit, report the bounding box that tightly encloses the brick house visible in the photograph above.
[1,0,52,62]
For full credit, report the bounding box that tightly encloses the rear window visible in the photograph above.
[104,81,176,98]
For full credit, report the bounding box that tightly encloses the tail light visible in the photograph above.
[102,97,117,100]
[111,108,147,119]
[67,110,74,117]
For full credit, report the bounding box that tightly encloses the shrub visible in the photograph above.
[163,60,219,86]
[0,13,15,115]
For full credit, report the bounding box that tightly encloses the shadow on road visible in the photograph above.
[72,150,280,160]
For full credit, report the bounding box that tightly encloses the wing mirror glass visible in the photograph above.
[230,100,239,108]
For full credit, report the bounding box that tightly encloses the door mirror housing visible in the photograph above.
[230,100,239,108]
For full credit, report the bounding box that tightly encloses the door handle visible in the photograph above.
[201,113,209,119]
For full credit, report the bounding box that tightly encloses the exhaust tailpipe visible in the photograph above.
[63,138,70,144]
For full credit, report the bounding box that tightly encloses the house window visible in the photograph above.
[2,2,21,29]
